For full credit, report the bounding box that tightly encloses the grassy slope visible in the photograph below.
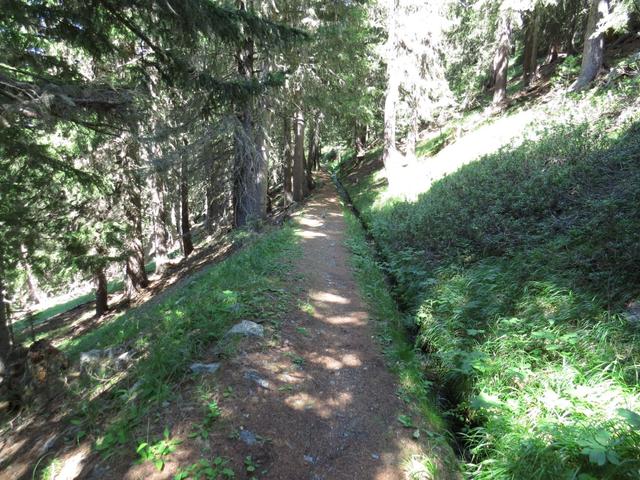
[338,77,640,479]
[55,225,300,458]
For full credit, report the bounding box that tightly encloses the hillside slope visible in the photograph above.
[338,77,640,479]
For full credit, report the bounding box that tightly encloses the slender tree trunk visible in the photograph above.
[149,173,170,274]
[305,116,317,191]
[95,267,108,317]
[571,0,609,91]
[180,158,194,257]
[283,115,293,206]
[492,10,512,105]
[355,122,367,160]
[0,271,11,391]
[255,93,270,218]
[204,179,214,233]
[523,6,541,88]
[19,245,46,304]
[383,0,402,183]
[405,96,419,162]
[308,113,322,173]
[123,142,148,298]
[292,110,306,202]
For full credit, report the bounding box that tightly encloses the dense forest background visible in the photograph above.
[1,0,640,478]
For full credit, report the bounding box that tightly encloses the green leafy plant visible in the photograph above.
[244,455,258,478]
[189,400,222,440]
[174,457,235,480]
[136,428,181,471]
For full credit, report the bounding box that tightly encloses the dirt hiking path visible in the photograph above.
[210,174,422,479]
[1,175,432,480]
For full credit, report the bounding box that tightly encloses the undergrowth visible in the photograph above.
[339,89,640,479]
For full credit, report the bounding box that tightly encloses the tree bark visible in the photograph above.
[305,115,318,191]
[95,267,108,317]
[149,173,170,274]
[292,110,306,202]
[0,271,11,391]
[255,95,270,218]
[522,6,541,88]
[283,115,293,206]
[355,122,368,160]
[492,10,512,105]
[233,0,267,227]
[123,141,148,298]
[405,95,419,162]
[19,245,46,304]
[180,158,194,257]
[382,0,400,177]
[570,0,609,91]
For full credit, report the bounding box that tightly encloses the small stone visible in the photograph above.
[304,455,317,464]
[244,370,270,389]
[239,429,257,446]
[40,434,58,454]
[228,321,264,338]
[80,347,131,372]
[130,380,143,391]
[79,349,103,366]
[371,453,380,460]
[190,362,221,374]
[626,301,640,326]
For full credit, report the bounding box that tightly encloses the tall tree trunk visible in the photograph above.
[180,158,194,257]
[492,10,512,105]
[19,245,46,304]
[571,0,609,91]
[149,173,170,274]
[95,267,108,317]
[522,6,541,88]
[355,122,368,160]
[123,141,148,298]
[292,110,306,202]
[283,115,293,206]
[0,271,11,392]
[405,96,419,162]
[255,93,270,218]
[383,0,403,184]
[204,178,214,233]
[305,116,318,191]
[233,0,267,227]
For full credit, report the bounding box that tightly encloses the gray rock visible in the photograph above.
[626,301,640,326]
[190,362,221,374]
[228,320,264,338]
[239,429,257,446]
[80,347,133,372]
[244,370,270,389]
[371,453,380,460]
[39,434,58,454]
[304,455,317,464]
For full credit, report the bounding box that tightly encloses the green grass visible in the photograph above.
[416,129,452,158]
[14,246,165,336]
[64,224,300,459]
[339,91,640,478]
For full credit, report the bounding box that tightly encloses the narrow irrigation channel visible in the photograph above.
[332,171,473,461]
